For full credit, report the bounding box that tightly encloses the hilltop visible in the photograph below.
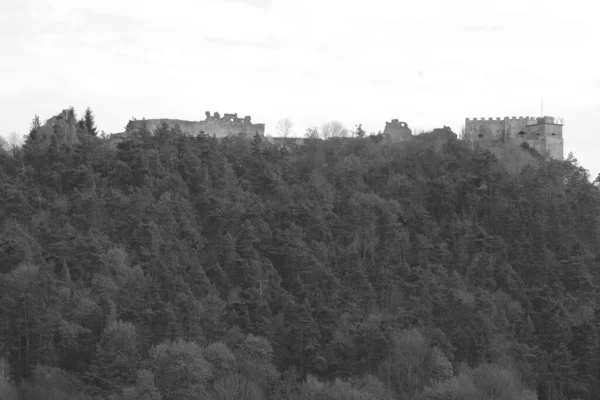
[0,108,599,400]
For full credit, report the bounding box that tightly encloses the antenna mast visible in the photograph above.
[541,98,544,116]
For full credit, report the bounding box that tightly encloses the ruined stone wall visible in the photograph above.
[383,119,412,142]
[38,110,80,147]
[125,111,265,138]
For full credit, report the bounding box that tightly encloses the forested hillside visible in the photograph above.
[1,109,600,400]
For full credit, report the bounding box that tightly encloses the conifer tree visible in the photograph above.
[66,106,76,122]
[29,114,41,137]
[84,107,98,136]
[353,124,366,138]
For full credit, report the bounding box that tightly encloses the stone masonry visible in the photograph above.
[383,119,412,142]
[122,111,265,138]
[465,116,564,160]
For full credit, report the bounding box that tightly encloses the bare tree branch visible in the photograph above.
[275,118,294,138]
[320,121,348,139]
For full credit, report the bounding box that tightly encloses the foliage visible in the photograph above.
[89,320,141,393]
[122,369,162,400]
[420,363,536,400]
[213,371,264,400]
[82,107,98,136]
[205,341,236,373]
[1,109,599,400]
[0,358,18,400]
[148,339,212,399]
[21,365,93,400]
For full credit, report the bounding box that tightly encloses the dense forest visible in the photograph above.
[1,108,600,400]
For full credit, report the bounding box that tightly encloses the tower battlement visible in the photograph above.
[466,116,537,122]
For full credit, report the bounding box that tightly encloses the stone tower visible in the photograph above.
[465,116,564,160]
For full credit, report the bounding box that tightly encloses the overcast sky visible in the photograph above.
[1,0,599,176]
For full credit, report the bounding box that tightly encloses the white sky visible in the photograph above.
[1,0,599,177]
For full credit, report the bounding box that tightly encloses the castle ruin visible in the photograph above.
[122,111,265,138]
[465,116,564,160]
[383,119,412,142]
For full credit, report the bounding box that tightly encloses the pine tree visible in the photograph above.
[66,106,76,122]
[353,124,366,138]
[84,107,98,136]
[29,114,41,137]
